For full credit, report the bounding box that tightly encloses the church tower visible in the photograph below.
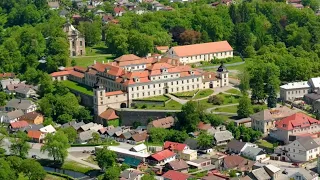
[217,63,229,87]
[93,77,106,116]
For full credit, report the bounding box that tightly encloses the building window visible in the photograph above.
[80,41,83,46]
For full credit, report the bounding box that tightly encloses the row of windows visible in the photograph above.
[152,74,180,80]
[185,51,232,60]
[287,90,307,95]
[131,79,200,91]
[131,85,199,98]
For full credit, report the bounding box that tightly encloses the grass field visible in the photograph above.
[62,161,95,174]
[198,93,240,109]
[225,88,241,95]
[172,90,198,98]
[70,55,114,67]
[256,139,274,149]
[135,99,182,110]
[197,56,243,67]
[139,95,170,102]
[215,105,238,113]
[83,155,98,166]
[45,174,65,180]
[61,80,93,96]
[193,89,214,99]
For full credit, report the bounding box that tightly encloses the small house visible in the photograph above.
[164,159,189,173]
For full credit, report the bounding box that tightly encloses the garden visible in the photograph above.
[61,80,93,96]
[133,99,182,110]
[172,90,198,99]
[193,89,214,99]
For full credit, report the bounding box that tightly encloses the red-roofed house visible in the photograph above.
[10,121,29,131]
[166,41,233,64]
[162,170,190,180]
[114,6,125,16]
[28,130,45,143]
[163,141,197,160]
[147,149,176,165]
[97,108,119,126]
[270,113,320,144]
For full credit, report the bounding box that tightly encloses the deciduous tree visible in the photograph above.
[10,131,31,158]
[96,146,117,170]
[237,95,253,118]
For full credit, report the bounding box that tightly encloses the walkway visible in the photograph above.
[165,94,188,105]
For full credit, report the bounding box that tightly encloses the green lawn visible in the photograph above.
[172,90,198,98]
[197,56,243,67]
[198,93,240,109]
[225,89,241,95]
[193,89,214,99]
[138,95,170,102]
[62,160,95,174]
[135,99,182,110]
[83,155,98,166]
[45,174,66,180]
[256,139,274,149]
[61,80,93,96]
[70,55,114,67]
[214,105,238,113]
[108,119,119,127]
[85,43,109,56]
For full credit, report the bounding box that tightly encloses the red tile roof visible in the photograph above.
[156,46,169,51]
[115,54,141,62]
[0,73,15,78]
[50,71,71,77]
[198,122,212,130]
[70,70,85,78]
[105,91,125,96]
[223,155,254,171]
[151,149,175,161]
[162,170,190,180]
[99,108,119,120]
[114,6,125,13]
[28,130,42,139]
[19,112,43,121]
[164,141,187,151]
[131,132,148,142]
[275,113,319,130]
[148,116,174,129]
[10,121,29,129]
[171,41,233,57]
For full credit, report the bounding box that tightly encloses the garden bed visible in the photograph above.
[136,95,169,102]
[133,100,182,110]
[225,89,241,95]
[171,90,198,99]
[193,89,214,99]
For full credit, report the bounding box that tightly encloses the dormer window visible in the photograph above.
[161,68,168,73]
[189,70,194,75]
[105,67,110,73]
[133,77,140,82]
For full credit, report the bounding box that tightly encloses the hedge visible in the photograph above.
[46,171,75,180]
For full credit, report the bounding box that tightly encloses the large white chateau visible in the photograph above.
[51,53,229,121]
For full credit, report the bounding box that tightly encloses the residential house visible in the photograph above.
[264,165,281,180]
[40,125,56,134]
[120,169,144,180]
[184,138,213,154]
[19,112,44,125]
[97,108,119,126]
[248,167,271,180]
[9,121,29,132]
[5,99,37,113]
[147,149,176,165]
[48,1,60,9]
[186,158,212,170]
[0,110,24,123]
[28,130,45,143]
[251,106,298,135]
[78,130,95,143]
[130,131,148,144]
[166,41,233,64]
[63,22,86,56]
[164,159,189,173]
[222,155,254,172]
[114,6,125,16]
[289,168,318,180]
[163,141,197,160]
[156,46,169,54]
[72,121,85,131]
[147,116,175,131]
[269,113,320,144]
[102,14,114,24]
[20,124,44,133]
[89,124,104,132]
[0,73,15,79]
[162,170,190,180]
[130,143,148,154]
[1,78,20,89]
[61,121,77,128]
[78,122,95,133]
[275,136,320,162]
[241,146,266,161]
[304,93,320,107]
[107,146,150,161]
[15,86,37,98]
[213,130,233,146]
[226,140,258,154]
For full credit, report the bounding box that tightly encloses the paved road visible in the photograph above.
[165,94,188,105]
[199,61,245,70]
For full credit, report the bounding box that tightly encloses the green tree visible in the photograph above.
[38,73,54,97]
[177,101,201,132]
[121,163,130,171]
[197,131,213,149]
[41,131,70,163]
[0,92,7,106]
[128,30,154,57]
[149,128,167,143]
[10,131,31,158]
[96,146,117,170]
[78,20,102,46]
[6,156,23,172]
[57,114,73,124]
[101,166,121,180]
[59,127,77,144]
[76,107,92,123]
[237,95,253,118]
[20,159,46,180]
[238,71,250,95]
[142,174,156,180]
[0,158,16,180]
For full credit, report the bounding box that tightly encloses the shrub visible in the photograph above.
[141,104,147,109]
[208,95,224,105]
[253,105,265,113]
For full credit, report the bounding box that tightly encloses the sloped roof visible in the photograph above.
[7,109,24,120]
[250,168,271,180]
[275,113,319,130]
[19,112,43,121]
[168,160,189,171]
[28,130,42,139]
[223,155,254,170]
[162,170,190,180]
[171,41,233,57]
[10,121,29,129]
[164,141,187,151]
[40,125,56,133]
[6,99,34,110]
[105,91,125,97]
[227,139,247,152]
[72,121,85,130]
[79,130,94,141]
[131,132,148,142]
[148,116,175,129]
[250,106,297,121]
[131,143,147,152]
[214,131,233,142]
[120,169,143,179]
[295,137,319,151]
[115,54,140,62]
[242,146,264,157]
[99,109,119,120]
[198,121,212,130]
[150,149,175,161]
